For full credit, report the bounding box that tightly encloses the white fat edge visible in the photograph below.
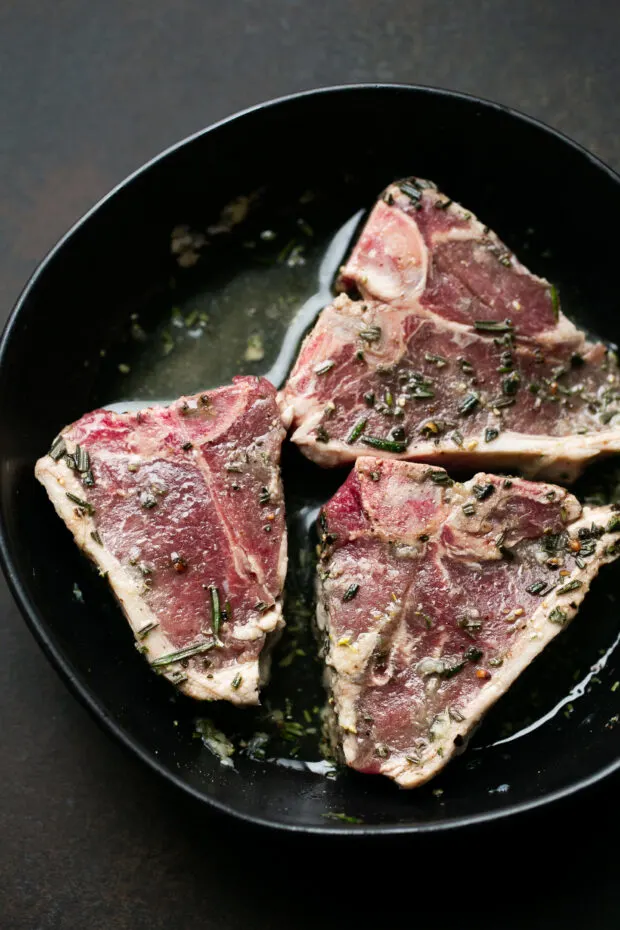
[233,604,284,639]
[292,428,620,482]
[35,455,262,705]
[382,506,620,788]
[184,660,260,705]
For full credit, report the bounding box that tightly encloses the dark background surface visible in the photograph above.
[1,2,619,927]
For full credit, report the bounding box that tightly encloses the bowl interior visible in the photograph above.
[2,86,620,833]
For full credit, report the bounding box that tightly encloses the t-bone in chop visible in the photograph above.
[281,178,620,481]
[35,376,287,705]
[317,456,620,787]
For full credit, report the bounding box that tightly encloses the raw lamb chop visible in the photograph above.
[35,376,287,705]
[317,456,620,787]
[281,178,620,481]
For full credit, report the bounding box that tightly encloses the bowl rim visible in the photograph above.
[2,81,620,836]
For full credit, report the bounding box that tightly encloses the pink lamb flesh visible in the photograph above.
[35,376,287,705]
[317,456,620,787]
[281,178,620,481]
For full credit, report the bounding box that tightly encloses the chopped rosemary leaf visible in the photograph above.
[209,584,222,639]
[259,487,270,504]
[343,583,360,602]
[359,325,382,343]
[606,514,620,533]
[462,502,476,516]
[152,641,216,667]
[314,359,335,375]
[347,418,367,444]
[526,581,547,595]
[361,436,407,453]
[74,444,90,473]
[315,425,330,443]
[231,673,243,690]
[502,371,521,395]
[556,579,583,595]
[473,320,514,333]
[425,469,453,486]
[424,352,447,367]
[485,427,499,443]
[410,385,435,399]
[49,437,67,461]
[548,607,568,625]
[90,530,103,546]
[459,392,480,415]
[398,180,422,202]
[550,284,560,320]
[451,430,464,447]
[472,483,495,501]
[65,492,95,515]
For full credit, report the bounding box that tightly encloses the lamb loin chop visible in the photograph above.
[35,376,287,705]
[281,178,620,482]
[317,456,620,787]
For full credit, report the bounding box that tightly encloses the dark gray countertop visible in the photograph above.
[1,2,619,927]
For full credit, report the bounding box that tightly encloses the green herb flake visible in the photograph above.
[485,427,499,443]
[343,583,360,602]
[612,681,620,693]
[398,180,422,202]
[49,437,67,461]
[451,430,464,447]
[425,469,453,486]
[606,515,620,534]
[209,585,222,640]
[473,320,514,333]
[65,492,95,515]
[425,352,447,367]
[462,502,476,516]
[314,359,335,376]
[90,530,103,546]
[472,483,495,501]
[315,425,330,443]
[550,284,560,320]
[502,371,521,395]
[548,607,568,625]
[556,579,583,595]
[359,325,382,343]
[231,673,243,690]
[152,640,216,667]
[526,581,547,595]
[347,418,368,444]
[361,436,407,453]
[459,392,480,415]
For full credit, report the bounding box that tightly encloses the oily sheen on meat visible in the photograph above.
[281,178,620,481]
[35,376,287,705]
[317,457,620,787]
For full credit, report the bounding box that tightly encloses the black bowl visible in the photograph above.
[2,85,620,835]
